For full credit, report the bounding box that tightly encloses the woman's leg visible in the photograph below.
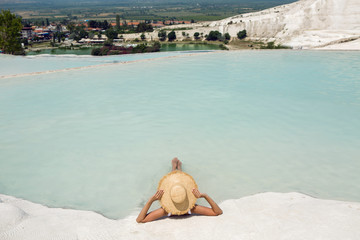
[172,157,178,171]
[177,159,182,171]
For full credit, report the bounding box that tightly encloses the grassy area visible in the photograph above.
[227,39,264,49]
[28,41,53,49]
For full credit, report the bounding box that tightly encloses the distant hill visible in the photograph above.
[1,0,297,7]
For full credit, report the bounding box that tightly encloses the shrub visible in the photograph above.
[264,41,275,49]
[168,31,176,41]
[132,43,147,53]
[158,30,167,41]
[206,31,222,41]
[108,50,121,55]
[194,32,200,40]
[91,48,102,56]
[102,48,109,55]
[260,41,291,49]
[218,44,228,50]
[237,30,247,39]
[224,33,231,40]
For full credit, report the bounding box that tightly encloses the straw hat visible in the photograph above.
[158,170,198,215]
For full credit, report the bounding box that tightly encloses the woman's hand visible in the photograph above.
[137,190,166,223]
[191,189,223,216]
[192,188,206,198]
[150,190,164,202]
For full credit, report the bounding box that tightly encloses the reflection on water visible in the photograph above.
[27,47,94,55]
[160,43,221,51]
[26,43,221,55]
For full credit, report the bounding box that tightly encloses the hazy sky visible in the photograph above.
[1,0,297,4]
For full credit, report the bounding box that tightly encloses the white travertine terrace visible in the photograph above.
[120,0,359,49]
[1,192,360,240]
[207,0,360,49]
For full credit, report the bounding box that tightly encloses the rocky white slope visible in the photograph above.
[1,192,360,240]
[208,0,360,49]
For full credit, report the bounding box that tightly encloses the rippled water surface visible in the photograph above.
[0,51,359,219]
[0,51,190,77]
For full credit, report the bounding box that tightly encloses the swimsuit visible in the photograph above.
[167,209,192,217]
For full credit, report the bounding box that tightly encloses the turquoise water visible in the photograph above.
[0,50,359,219]
[27,47,95,55]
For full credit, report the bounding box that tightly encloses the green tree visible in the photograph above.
[237,30,247,39]
[194,32,200,40]
[79,28,88,38]
[224,33,231,40]
[136,23,153,33]
[88,20,97,28]
[66,23,75,33]
[104,39,113,46]
[116,15,120,30]
[0,10,23,54]
[158,30,167,41]
[140,33,146,40]
[71,26,88,42]
[105,28,118,40]
[54,32,65,43]
[88,31,95,39]
[206,31,222,41]
[56,24,61,33]
[167,31,176,41]
[91,48,102,56]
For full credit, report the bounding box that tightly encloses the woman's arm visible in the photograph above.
[191,189,223,216]
[136,190,167,223]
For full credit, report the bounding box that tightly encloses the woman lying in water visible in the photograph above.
[136,158,223,223]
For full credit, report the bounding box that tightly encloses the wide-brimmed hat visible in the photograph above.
[158,170,198,215]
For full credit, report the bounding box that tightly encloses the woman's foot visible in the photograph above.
[171,157,179,171]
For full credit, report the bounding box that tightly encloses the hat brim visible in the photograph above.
[158,170,198,215]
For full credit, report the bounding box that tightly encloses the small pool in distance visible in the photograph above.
[26,43,222,55]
